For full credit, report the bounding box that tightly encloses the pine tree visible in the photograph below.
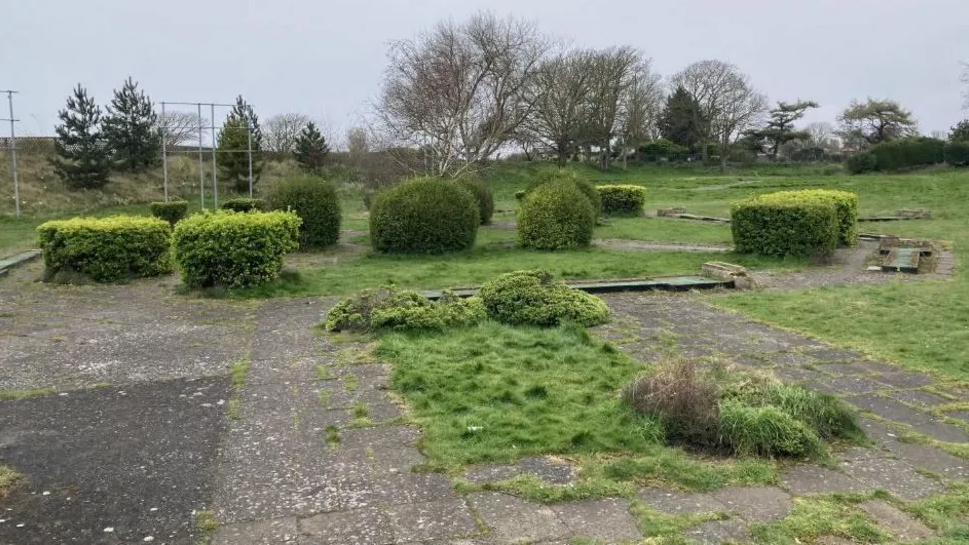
[659,86,706,152]
[217,95,263,192]
[744,100,818,159]
[51,84,111,189]
[293,121,329,172]
[102,77,161,172]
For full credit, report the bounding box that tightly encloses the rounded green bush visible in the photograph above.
[37,215,173,283]
[324,287,485,332]
[149,200,189,226]
[517,181,595,250]
[455,177,495,225]
[173,210,301,289]
[478,269,610,327]
[268,176,342,248]
[526,170,602,218]
[370,177,479,254]
[220,197,268,213]
[846,152,877,174]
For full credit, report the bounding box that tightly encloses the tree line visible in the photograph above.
[50,82,330,190]
[373,11,968,175]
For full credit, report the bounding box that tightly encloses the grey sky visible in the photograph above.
[2,0,967,142]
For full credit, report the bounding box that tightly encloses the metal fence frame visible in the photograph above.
[0,89,21,219]
[160,101,256,209]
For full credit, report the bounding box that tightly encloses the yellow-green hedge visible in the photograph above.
[517,180,595,250]
[763,190,858,246]
[731,192,839,257]
[37,215,173,283]
[173,210,301,289]
[597,185,647,215]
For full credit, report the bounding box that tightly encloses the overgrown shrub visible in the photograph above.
[718,400,824,457]
[478,269,610,327]
[622,358,720,448]
[172,210,300,289]
[324,286,485,332]
[268,176,342,248]
[868,137,945,172]
[731,192,839,257]
[220,197,268,213]
[764,190,858,246]
[944,141,969,167]
[517,181,595,250]
[37,215,173,283]
[846,152,877,174]
[370,177,479,254]
[526,170,602,218]
[149,200,189,226]
[597,185,647,215]
[455,177,495,225]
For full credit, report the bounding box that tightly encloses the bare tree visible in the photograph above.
[670,60,767,171]
[157,111,207,148]
[347,126,370,158]
[617,58,664,169]
[961,61,968,110]
[584,46,642,170]
[806,121,835,146]
[264,113,311,154]
[375,11,548,178]
[526,49,597,166]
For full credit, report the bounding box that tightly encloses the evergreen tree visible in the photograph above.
[293,121,329,172]
[950,120,969,142]
[659,86,706,152]
[102,77,161,172]
[744,100,818,159]
[217,95,263,193]
[51,84,111,189]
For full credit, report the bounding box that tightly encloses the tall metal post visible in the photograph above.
[210,103,218,208]
[161,102,168,201]
[247,124,253,198]
[197,103,205,209]
[3,91,21,219]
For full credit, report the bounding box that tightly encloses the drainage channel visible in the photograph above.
[0,249,41,278]
[422,275,734,300]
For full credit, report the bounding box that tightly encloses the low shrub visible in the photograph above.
[149,200,189,226]
[868,137,945,172]
[324,286,486,332]
[944,141,969,167]
[478,269,610,327]
[172,210,300,289]
[622,358,720,448]
[455,177,495,225]
[370,177,479,254]
[37,215,173,283]
[526,170,602,218]
[846,152,877,174]
[597,185,647,215]
[220,197,268,213]
[731,192,839,257]
[517,181,595,250]
[764,190,858,246]
[268,176,342,248]
[718,400,824,457]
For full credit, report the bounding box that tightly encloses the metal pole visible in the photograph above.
[210,103,218,208]
[197,103,205,209]
[247,124,253,198]
[5,91,21,219]
[161,102,168,202]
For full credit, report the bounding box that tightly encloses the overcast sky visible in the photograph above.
[2,0,967,142]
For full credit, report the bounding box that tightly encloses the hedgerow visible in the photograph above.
[220,197,268,212]
[764,190,858,246]
[731,192,839,257]
[597,185,647,215]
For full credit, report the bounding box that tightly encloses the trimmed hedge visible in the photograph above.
[149,201,189,226]
[324,287,485,332]
[370,177,479,254]
[525,170,602,218]
[731,192,839,257]
[869,137,945,172]
[945,141,969,167]
[220,197,268,213]
[172,210,301,289]
[268,176,342,248]
[597,185,647,215]
[478,269,610,327]
[517,181,595,250]
[765,190,858,246]
[455,178,495,225]
[37,216,173,283]
[846,152,876,174]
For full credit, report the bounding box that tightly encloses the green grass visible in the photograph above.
[194,510,219,545]
[0,388,56,400]
[227,354,251,420]
[596,216,732,244]
[237,246,797,298]
[0,465,22,499]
